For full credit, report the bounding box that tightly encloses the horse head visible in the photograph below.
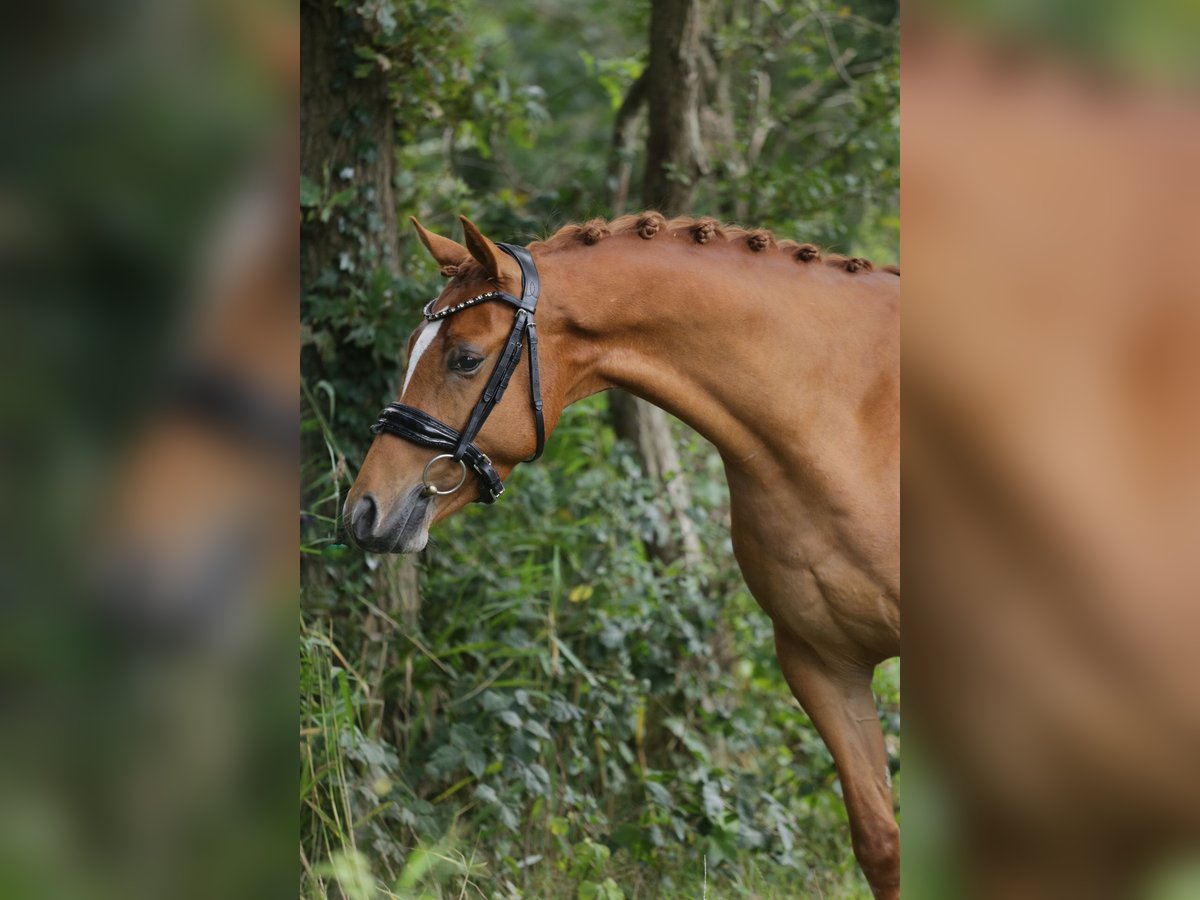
[346,217,556,553]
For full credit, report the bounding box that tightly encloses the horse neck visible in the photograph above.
[539,239,899,477]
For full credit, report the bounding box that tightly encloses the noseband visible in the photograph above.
[370,243,544,503]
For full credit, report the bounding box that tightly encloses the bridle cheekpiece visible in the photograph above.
[370,243,545,503]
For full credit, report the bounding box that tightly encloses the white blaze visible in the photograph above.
[401,318,442,398]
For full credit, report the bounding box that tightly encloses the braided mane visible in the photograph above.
[526,212,899,276]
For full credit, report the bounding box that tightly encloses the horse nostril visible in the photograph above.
[350,494,377,542]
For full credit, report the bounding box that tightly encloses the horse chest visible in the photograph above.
[729,496,900,663]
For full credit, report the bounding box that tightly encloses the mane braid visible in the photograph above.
[527,212,898,276]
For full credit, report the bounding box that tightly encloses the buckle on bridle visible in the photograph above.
[472,451,504,500]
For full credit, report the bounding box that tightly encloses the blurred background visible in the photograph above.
[300,0,897,898]
[0,0,297,898]
[903,1,1200,898]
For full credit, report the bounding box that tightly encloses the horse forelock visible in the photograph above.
[526,212,898,276]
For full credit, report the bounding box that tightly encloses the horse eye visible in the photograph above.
[449,352,483,374]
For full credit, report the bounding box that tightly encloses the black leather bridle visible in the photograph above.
[370,243,544,503]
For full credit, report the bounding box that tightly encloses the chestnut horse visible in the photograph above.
[346,213,900,896]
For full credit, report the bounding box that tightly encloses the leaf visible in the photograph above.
[574,839,610,871]
[644,781,672,809]
[465,750,486,778]
[426,744,461,776]
[317,848,375,900]
[609,823,646,852]
[549,699,582,722]
[577,876,624,900]
[299,175,321,208]
[706,826,739,867]
[450,723,481,751]
[498,710,522,729]
[702,780,725,821]
[481,691,509,713]
[598,621,624,649]
[520,763,550,796]
[322,186,357,219]
[568,584,594,603]
[549,816,570,836]
[739,822,766,849]
[498,803,520,831]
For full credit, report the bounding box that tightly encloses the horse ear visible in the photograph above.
[459,215,504,280]
[410,217,468,270]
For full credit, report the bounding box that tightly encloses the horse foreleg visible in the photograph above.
[773,627,899,899]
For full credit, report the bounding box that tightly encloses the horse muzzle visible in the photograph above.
[346,487,433,554]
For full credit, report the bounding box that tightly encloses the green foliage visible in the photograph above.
[698,0,901,256]
[303,390,898,897]
[302,1,899,897]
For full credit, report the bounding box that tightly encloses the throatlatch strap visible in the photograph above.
[524,320,544,461]
[497,243,546,462]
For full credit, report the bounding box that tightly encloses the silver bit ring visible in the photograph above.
[420,453,468,496]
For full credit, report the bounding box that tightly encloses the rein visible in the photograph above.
[370,243,544,503]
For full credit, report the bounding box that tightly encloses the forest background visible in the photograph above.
[300,0,899,896]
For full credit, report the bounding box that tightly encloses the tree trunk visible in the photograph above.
[609,392,702,563]
[300,1,399,280]
[606,0,709,566]
[301,0,420,627]
[642,0,708,212]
